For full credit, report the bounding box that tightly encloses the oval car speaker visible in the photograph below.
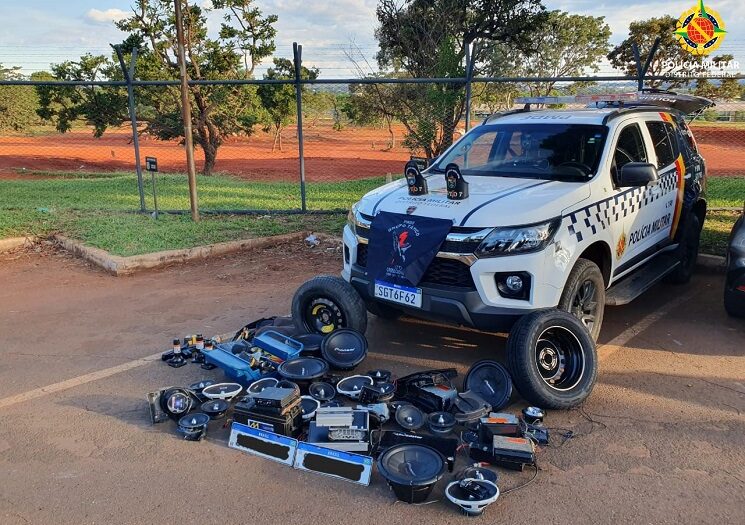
[460,466,498,484]
[377,444,447,503]
[247,377,279,396]
[201,382,243,401]
[445,478,500,516]
[336,375,374,399]
[308,381,336,402]
[395,404,426,431]
[463,360,513,411]
[321,329,368,370]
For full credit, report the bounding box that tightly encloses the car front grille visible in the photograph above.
[355,224,484,255]
[355,243,475,290]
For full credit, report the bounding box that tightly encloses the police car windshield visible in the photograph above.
[434,123,608,181]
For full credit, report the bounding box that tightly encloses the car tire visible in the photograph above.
[366,301,403,320]
[558,258,605,342]
[724,287,745,318]
[292,276,368,335]
[665,214,701,285]
[506,309,598,409]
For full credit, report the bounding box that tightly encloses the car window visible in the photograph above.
[435,123,608,181]
[611,123,647,181]
[645,121,676,168]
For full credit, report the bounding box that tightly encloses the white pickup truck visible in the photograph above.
[294,91,712,407]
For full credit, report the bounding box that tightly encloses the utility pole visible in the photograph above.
[174,0,199,221]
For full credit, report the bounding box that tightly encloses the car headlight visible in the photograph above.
[475,218,560,258]
[347,202,360,235]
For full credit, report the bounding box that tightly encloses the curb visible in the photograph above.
[696,253,727,273]
[53,232,307,276]
[0,236,38,253]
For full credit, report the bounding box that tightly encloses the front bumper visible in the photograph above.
[342,224,563,332]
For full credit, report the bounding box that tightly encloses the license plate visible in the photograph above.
[374,280,422,308]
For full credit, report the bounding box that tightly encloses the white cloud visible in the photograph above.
[86,8,128,24]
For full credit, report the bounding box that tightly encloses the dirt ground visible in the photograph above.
[0,242,743,525]
[0,122,742,181]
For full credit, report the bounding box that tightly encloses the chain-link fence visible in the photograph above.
[1,56,744,217]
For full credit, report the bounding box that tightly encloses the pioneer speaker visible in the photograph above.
[278,357,329,391]
[321,329,368,370]
[377,444,447,503]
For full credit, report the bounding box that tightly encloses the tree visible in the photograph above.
[498,11,611,97]
[607,16,704,88]
[36,0,277,175]
[0,64,44,132]
[343,81,398,149]
[373,0,546,159]
[693,78,719,99]
[712,55,742,101]
[257,58,318,152]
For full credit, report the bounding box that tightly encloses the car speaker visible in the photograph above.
[177,412,210,441]
[201,382,243,401]
[427,411,456,435]
[201,399,229,420]
[445,478,500,516]
[300,395,321,421]
[321,329,368,370]
[463,360,513,411]
[295,333,324,356]
[247,377,279,396]
[308,381,336,402]
[377,444,447,503]
[336,375,374,399]
[278,357,329,392]
[395,404,425,431]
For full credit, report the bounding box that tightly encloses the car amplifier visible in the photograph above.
[252,386,299,410]
[469,435,535,471]
[478,413,521,442]
[233,399,303,438]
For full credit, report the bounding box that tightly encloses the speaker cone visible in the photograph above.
[321,329,368,370]
[377,444,446,503]
[427,411,456,434]
[463,360,513,411]
[395,404,425,431]
[201,399,229,420]
[336,375,374,399]
[278,357,329,392]
[247,377,279,396]
[295,333,324,356]
[308,381,336,402]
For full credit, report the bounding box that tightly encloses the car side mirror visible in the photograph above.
[618,162,658,187]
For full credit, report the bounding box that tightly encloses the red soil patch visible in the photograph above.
[0,122,742,181]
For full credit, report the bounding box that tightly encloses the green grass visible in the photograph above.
[0,171,742,257]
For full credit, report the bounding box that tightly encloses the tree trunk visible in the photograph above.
[203,145,217,177]
[386,117,395,150]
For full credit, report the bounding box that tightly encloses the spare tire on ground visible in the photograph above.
[292,275,368,335]
[506,309,597,409]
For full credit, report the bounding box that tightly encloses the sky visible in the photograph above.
[0,0,742,78]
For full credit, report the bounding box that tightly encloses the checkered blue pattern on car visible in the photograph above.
[564,169,678,243]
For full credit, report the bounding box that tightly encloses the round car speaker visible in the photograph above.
[376,382,396,402]
[452,390,491,423]
[427,411,456,435]
[460,466,498,484]
[161,388,195,418]
[522,406,546,425]
[189,380,215,394]
[321,329,368,370]
[295,333,324,356]
[336,375,373,399]
[177,412,210,441]
[395,404,426,431]
[201,399,229,420]
[463,360,513,411]
[300,395,321,421]
[201,382,243,401]
[308,381,336,402]
[445,478,500,516]
[367,369,392,384]
[278,357,329,382]
[377,444,447,504]
[247,377,278,396]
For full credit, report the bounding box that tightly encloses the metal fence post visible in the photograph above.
[293,42,307,212]
[464,41,476,131]
[113,45,146,212]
